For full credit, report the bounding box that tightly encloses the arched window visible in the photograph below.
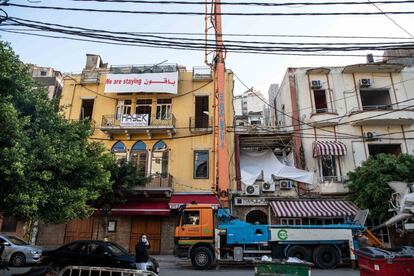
[151,140,168,176]
[111,141,127,160]
[130,141,147,175]
[246,210,268,225]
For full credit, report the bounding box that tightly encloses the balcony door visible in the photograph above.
[195,96,209,128]
[116,99,132,120]
[151,141,168,176]
[136,99,152,125]
[130,141,147,176]
[156,99,172,120]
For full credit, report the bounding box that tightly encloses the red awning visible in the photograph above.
[111,201,170,216]
[312,141,347,157]
[169,194,219,209]
[270,199,358,218]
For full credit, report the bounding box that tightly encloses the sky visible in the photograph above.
[1,0,414,97]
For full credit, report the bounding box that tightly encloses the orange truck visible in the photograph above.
[174,203,368,270]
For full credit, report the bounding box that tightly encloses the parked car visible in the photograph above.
[0,234,42,267]
[41,240,159,274]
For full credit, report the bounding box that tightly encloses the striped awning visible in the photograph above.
[312,141,347,157]
[270,199,358,218]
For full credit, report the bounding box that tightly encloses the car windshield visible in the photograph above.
[6,236,28,246]
[106,243,128,256]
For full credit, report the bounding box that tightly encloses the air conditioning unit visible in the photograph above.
[366,131,379,141]
[245,184,260,196]
[262,182,276,192]
[311,80,322,89]
[279,180,293,190]
[359,79,372,88]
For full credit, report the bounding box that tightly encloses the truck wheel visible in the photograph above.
[191,247,213,270]
[286,246,311,262]
[313,245,339,269]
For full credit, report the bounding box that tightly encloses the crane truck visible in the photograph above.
[174,203,368,270]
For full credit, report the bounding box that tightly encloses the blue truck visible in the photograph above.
[174,204,366,270]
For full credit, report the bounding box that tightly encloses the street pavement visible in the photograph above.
[0,255,360,275]
[157,255,360,276]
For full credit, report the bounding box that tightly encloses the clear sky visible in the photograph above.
[1,0,413,97]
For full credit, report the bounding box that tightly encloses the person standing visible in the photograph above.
[135,234,151,271]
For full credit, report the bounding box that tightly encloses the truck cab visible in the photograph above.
[174,204,216,269]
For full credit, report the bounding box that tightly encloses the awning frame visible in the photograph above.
[313,141,347,157]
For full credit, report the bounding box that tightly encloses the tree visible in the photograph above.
[347,154,414,219]
[93,158,149,238]
[0,40,112,233]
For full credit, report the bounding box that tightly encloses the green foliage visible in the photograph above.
[0,40,111,224]
[93,158,149,216]
[347,154,414,219]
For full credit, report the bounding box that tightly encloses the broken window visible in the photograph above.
[320,155,341,181]
[80,99,94,120]
[156,99,172,120]
[313,89,328,113]
[368,144,401,157]
[360,89,392,111]
[194,96,209,128]
[194,150,208,179]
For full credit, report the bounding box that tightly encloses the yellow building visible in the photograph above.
[36,54,236,254]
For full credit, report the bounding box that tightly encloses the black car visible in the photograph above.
[41,240,157,273]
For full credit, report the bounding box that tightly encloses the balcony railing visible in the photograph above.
[311,108,338,115]
[101,114,176,129]
[146,173,172,189]
[189,116,213,133]
[319,175,348,183]
[81,70,100,84]
[192,67,212,81]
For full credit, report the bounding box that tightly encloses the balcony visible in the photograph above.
[307,108,339,127]
[189,116,213,133]
[81,70,100,84]
[318,176,349,195]
[192,67,212,81]
[101,114,176,139]
[132,173,173,195]
[348,105,414,126]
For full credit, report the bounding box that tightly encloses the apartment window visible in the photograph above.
[80,99,94,120]
[368,144,401,157]
[130,141,147,175]
[195,96,209,128]
[156,99,172,120]
[40,71,47,76]
[1,216,17,232]
[194,150,209,179]
[111,141,127,160]
[319,155,342,182]
[360,89,392,111]
[151,140,168,176]
[116,100,132,119]
[313,89,328,113]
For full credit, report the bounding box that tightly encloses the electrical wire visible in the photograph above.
[5,3,414,16]
[71,0,414,7]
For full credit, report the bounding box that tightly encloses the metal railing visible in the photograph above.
[81,70,100,84]
[147,173,172,188]
[101,114,175,129]
[59,266,157,276]
[192,66,212,80]
[349,104,414,114]
[311,108,337,115]
[189,116,213,133]
[319,175,348,183]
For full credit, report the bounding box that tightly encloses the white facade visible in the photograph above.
[277,64,414,195]
[234,90,266,125]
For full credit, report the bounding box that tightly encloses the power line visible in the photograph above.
[1,26,413,40]
[4,18,414,55]
[72,0,414,6]
[5,3,414,16]
[367,0,414,38]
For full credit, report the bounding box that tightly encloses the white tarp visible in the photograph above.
[240,149,314,185]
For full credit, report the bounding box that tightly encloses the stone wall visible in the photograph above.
[36,223,66,249]
[160,215,177,254]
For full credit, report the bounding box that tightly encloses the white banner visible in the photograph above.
[120,114,149,127]
[104,72,178,94]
